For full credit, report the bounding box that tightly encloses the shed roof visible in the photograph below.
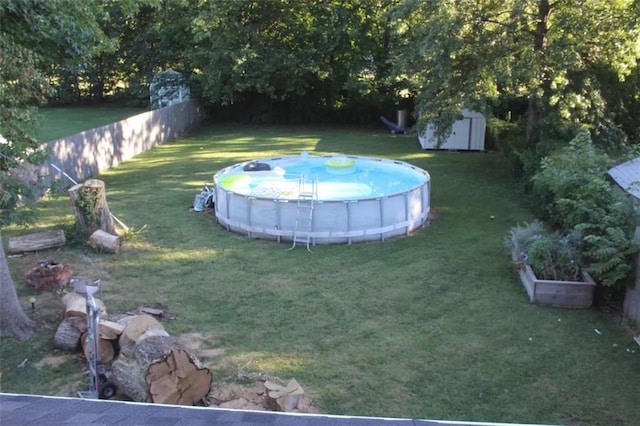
[607,157,640,200]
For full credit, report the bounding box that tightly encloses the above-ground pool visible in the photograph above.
[213,153,430,245]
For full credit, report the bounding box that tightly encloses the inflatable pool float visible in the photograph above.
[326,156,355,169]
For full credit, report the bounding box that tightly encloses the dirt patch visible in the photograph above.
[207,378,320,413]
[174,332,319,413]
[208,381,269,410]
[34,354,73,369]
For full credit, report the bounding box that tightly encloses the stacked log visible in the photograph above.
[110,314,212,405]
[53,296,212,405]
[53,293,120,363]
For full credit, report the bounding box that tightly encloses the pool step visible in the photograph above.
[290,176,317,251]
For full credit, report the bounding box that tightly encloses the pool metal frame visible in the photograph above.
[213,155,431,245]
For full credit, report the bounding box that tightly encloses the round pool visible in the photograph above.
[213,153,430,245]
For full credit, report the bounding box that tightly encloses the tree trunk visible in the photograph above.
[0,230,34,340]
[68,179,116,236]
[526,93,542,147]
[526,0,552,147]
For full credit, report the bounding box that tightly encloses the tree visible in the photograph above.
[391,0,640,151]
[0,33,49,340]
[0,230,34,340]
[1,0,116,104]
[1,0,110,340]
[189,0,396,122]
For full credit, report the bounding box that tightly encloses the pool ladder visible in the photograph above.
[290,175,317,251]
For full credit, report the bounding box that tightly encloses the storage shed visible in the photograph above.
[418,109,486,151]
[607,156,640,200]
[607,157,640,329]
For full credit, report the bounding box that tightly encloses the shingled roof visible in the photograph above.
[0,393,550,426]
[607,157,640,200]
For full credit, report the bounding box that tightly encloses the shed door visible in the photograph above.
[448,118,472,150]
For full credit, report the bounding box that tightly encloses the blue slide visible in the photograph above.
[380,116,406,134]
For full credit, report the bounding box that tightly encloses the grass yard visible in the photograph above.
[2,122,639,425]
[36,105,146,142]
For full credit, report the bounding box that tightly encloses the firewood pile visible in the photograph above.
[25,260,72,291]
[264,378,317,412]
[53,293,212,405]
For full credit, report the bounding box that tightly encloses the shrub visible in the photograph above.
[531,128,638,288]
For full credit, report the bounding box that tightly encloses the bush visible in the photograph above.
[531,128,638,288]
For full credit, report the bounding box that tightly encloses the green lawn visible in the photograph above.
[2,123,639,425]
[36,106,146,142]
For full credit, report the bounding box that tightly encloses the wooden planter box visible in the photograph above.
[511,249,595,308]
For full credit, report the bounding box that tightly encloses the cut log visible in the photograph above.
[81,332,116,364]
[68,179,116,236]
[118,314,165,358]
[110,355,149,403]
[62,292,107,319]
[264,379,304,412]
[98,320,125,340]
[8,229,66,254]
[110,335,211,405]
[146,349,212,405]
[264,379,311,412]
[88,229,121,254]
[53,316,87,351]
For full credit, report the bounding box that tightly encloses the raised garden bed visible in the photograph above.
[512,248,595,308]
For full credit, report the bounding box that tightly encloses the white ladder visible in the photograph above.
[290,175,317,251]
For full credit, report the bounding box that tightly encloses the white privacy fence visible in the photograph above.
[42,100,204,185]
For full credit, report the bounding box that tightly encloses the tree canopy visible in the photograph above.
[391,0,640,148]
[4,0,636,147]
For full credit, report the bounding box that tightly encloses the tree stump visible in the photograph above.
[68,179,116,236]
[110,335,212,405]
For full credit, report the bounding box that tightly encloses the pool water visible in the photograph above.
[216,154,427,201]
